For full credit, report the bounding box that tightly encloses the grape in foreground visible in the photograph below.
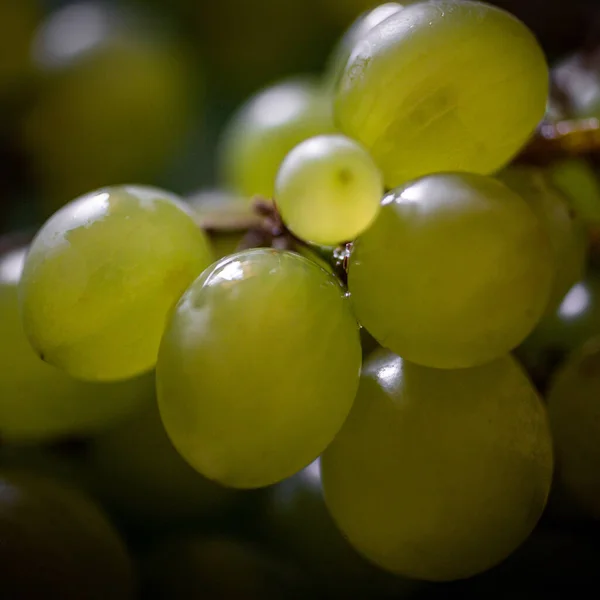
[0,247,154,442]
[0,469,134,600]
[498,166,588,313]
[19,185,213,382]
[547,338,600,520]
[218,78,336,199]
[157,249,361,489]
[275,134,383,245]
[321,349,553,582]
[334,0,549,187]
[349,173,553,369]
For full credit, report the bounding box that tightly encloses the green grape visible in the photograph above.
[0,247,154,443]
[21,2,196,211]
[141,536,313,599]
[157,249,361,489]
[218,78,336,199]
[324,2,404,91]
[0,469,134,599]
[84,397,238,529]
[264,459,422,596]
[20,185,213,382]
[334,0,549,188]
[348,173,553,369]
[498,166,588,313]
[548,159,600,227]
[547,338,600,520]
[515,274,600,390]
[0,0,40,97]
[275,134,383,245]
[321,349,553,582]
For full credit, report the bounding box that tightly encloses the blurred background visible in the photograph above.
[0,0,599,236]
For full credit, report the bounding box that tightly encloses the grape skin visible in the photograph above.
[498,166,588,314]
[275,134,383,245]
[0,247,154,442]
[218,78,336,199]
[334,0,549,188]
[547,339,600,520]
[19,185,213,382]
[348,173,554,369]
[321,349,553,582]
[157,249,361,489]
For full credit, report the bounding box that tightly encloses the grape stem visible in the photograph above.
[236,198,351,284]
[518,117,600,164]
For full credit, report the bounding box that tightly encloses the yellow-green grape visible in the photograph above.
[157,249,361,489]
[19,185,213,382]
[141,537,313,599]
[0,247,153,443]
[547,338,600,520]
[0,469,135,599]
[324,2,404,91]
[275,134,383,245]
[334,0,549,188]
[218,78,336,199]
[0,0,40,97]
[21,2,196,211]
[349,173,553,369]
[187,188,260,260]
[548,159,600,227]
[321,349,553,582]
[498,166,588,313]
[84,397,238,529]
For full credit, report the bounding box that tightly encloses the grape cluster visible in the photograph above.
[3,0,600,596]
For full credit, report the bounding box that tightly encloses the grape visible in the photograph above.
[0,469,134,599]
[84,396,238,529]
[547,338,600,520]
[548,159,600,227]
[157,249,361,489]
[498,166,588,313]
[334,0,549,188]
[275,134,383,245]
[0,246,154,443]
[21,2,196,211]
[348,173,553,369]
[324,2,404,91]
[321,349,553,582]
[515,274,600,390]
[218,78,336,199]
[19,185,213,382]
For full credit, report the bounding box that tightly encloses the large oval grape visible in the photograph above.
[0,247,153,442]
[19,185,213,382]
[321,349,553,582]
[335,0,549,187]
[348,173,553,369]
[157,249,361,489]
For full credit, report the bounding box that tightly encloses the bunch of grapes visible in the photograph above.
[2,1,600,598]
